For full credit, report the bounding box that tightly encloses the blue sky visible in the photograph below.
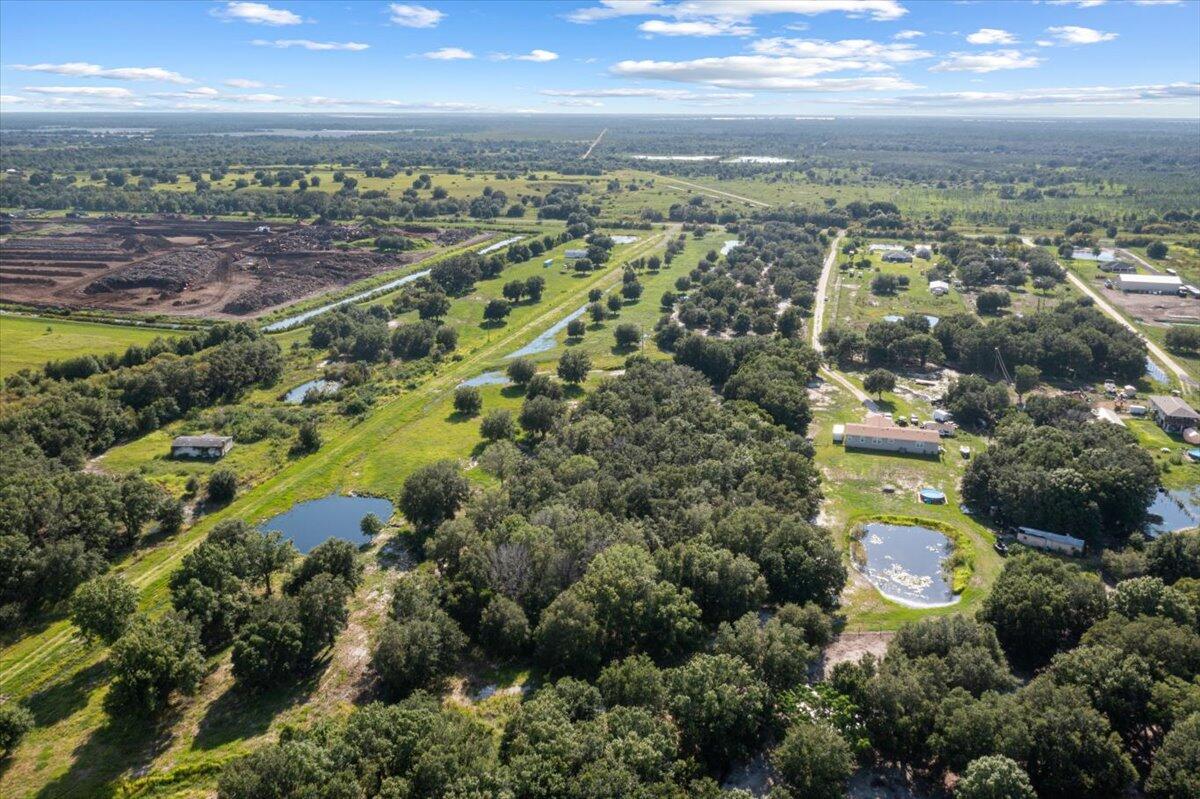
[1,0,1197,116]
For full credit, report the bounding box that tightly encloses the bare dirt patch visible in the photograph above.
[1,217,479,320]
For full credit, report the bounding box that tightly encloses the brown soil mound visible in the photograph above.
[85,248,223,294]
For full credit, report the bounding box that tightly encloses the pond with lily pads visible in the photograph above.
[854,522,960,607]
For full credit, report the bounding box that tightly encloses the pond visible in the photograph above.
[1145,488,1200,537]
[259,494,394,554]
[1145,358,1169,383]
[1071,248,1116,262]
[855,522,960,607]
[884,314,940,329]
[506,303,589,359]
[460,370,511,388]
[263,268,431,332]
[284,378,340,404]
[478,236,524,255]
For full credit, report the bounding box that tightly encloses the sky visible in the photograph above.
[1,0,1198,117]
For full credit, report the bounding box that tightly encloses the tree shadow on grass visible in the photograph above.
[192,661,328,752]
[500,385,527,400]
[445,410,478,424]
[33,703,178,799]
[25,659,109,729]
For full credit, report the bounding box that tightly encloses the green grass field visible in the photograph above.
[0,226,672,799]
[809,373,1003,630]
[0,315,183,377]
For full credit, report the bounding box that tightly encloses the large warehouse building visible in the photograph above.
[1117,274,1183,294]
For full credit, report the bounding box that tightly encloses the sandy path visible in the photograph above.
[657,177,771,208]
[581,128,607,160]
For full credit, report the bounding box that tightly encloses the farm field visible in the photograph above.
[2,95,1200,799]
[0,313,183,377]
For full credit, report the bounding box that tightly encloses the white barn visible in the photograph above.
[1117,274,1182,294]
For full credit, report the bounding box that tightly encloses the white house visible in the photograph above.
[842,415,941,456]
[1117,274,1182,294]
[171,435,233,459]
[1016,526,1085,556]
[928,279,950,296]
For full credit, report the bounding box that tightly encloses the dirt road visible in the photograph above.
[811,230,846,352]
[1021,236,1195,388]
[581,128,606,159]
[658,177,771,208]
[1064,270,1196,388]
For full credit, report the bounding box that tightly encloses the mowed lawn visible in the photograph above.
[0,315,183,377]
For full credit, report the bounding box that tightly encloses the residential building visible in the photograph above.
[1148,395,1200,433]
[1016,526,1085,556]
[881,250,913,263]
[928,279,950,296]
[171,435,234,459]
[842,415,941,456]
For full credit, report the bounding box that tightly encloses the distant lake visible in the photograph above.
[259,494,394,554]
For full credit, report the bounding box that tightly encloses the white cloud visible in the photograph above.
[749,37,932,62]
[549,98,605,107]
[185,86,221,97]
[422,47,474,60]
[1035,39,1054,47]
[224,78,266,88]
[639,19,754,36]
[1045,0,1107,7]
[24,86,135,98]
[387,3,444,27]
[1,95,26,104]
[966,28,1016,45]
[253,39,369,50]
[612,56,917,90]
[893,29,923,39]
[11,62,192,84]
[541,87,753,101]
[211,2,302,25]
[567,0,907,24]
[930,49,1041,73]
[1132,1,1181,5]
[1046,25,1118,45]
[492,49,559,61]
[896,82,1199,107]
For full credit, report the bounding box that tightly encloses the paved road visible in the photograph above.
[658,177,771,207]
[811,230,846,352]
[581,128,606,159]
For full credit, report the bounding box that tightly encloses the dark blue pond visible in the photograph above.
[857,522,960,607]
[259,494,394,554]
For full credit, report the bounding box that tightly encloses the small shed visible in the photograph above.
[832,424,845,444]
[1016,526,1085,556]
[543,258,554,267]
[171,435,233,459]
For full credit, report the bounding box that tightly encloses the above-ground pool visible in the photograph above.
[855,522,960,607]
[259,494,394,554]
